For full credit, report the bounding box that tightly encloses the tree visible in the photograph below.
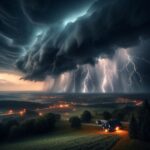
[81,110,92,123]
[44,113,57,130]
[34,117,49,134]
[0,123,5,140]
[3,120,19,137]
[129,114,138,139]
[21,119,36,135]
[139,109,150,141]
[102,111,112,120]
[69,116,81,129]
[142,100,150,111]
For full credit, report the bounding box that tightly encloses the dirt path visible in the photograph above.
[112,130,150,150]
[111,130,128,150]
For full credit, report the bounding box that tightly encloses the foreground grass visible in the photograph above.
[0,125,119,150]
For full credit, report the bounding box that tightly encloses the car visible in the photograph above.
[96,119,107,126]
[102,119,122,132]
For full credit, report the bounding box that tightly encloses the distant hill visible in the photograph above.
[0,100,46,110]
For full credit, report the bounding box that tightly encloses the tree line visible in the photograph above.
[129,100,150,141]
[0,113,60,141]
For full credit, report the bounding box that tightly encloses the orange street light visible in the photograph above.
[19,111,24,116]
[115,126,120,131]
[38,112,43,116]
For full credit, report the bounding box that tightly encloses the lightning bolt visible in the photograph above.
[101,60,107,93]
[45,48,146,93]
[82,65,91,93]
[133,56,150,65]
[72,71,76,93]
[119,49,142,87]
[97,58,116,93]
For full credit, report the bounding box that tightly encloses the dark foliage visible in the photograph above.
[140,110,150,141]
[129,100,150,141]
[34,117,49,134]
[0,123,5,140]
[81,110,92,123]
[9,125,22,139]
[0,113,60,141]
[21,119,36,135]
[69,116,81,129]
[102,111,112,120]
[129,114,138,139]
[112,106,134,121]
[3,120,19,137]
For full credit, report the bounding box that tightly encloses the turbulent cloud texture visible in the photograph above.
[0,0,150,92]
[16,0,150,81]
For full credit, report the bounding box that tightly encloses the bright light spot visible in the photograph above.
[38,112,43,116]
[59,104,63,108]
[19,111,24,116]
[115,126,120,131]
[105,129,108,133]
[8,109,13,115]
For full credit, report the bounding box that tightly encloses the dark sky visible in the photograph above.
[0,0,150,93]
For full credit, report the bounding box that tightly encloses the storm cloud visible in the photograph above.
[0,0,150,92]
[16,0,150,81]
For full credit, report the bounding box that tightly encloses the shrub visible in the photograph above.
[44,113,57,130]
[81,110,92,123]
[140,110,150,141]
[136,100,150,140]
[0,113,60,141]
[102,111,112,120]
[69,116,81,129]
[3,120,19,137]
[21,119,36,135]
[34,117,49,134]
[55,114,61,121]
[9,125,21,139]
[0,123,5,141]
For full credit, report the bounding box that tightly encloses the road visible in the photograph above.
[111,130,128,150]
[111,129,150,150]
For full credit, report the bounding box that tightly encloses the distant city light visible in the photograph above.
[19,111,24,116]
[8,109,13,115]
[38,112,43,116]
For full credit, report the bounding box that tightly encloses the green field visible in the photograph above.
[0,126,119,150]
[62,106,115,121]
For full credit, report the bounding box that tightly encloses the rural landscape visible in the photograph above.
[0,0,150,149]
[0,93,150,150]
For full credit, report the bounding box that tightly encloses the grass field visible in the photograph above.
[0,125,119,150]
[62,106,114,121]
